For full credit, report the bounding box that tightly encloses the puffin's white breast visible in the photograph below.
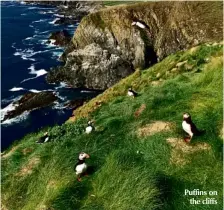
[44,137,49,142]
[182,121,193,137]
[85,126,93,134]
[127,91,134,96]
[75,163,87,175]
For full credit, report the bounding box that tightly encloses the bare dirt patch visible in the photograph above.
[134,104,146,118]
[17,157,40,176]
[1,145,19,159]
[167,137,211,166]
[22,147,33,155]
[137,121,172,137]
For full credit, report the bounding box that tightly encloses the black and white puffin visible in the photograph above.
[127,87,138,98]
[36,132,50,144]
[182,113,205,142]
[85,120,95,134]
[74,152,90,182]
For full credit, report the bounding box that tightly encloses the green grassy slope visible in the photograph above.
[1,42,223,210]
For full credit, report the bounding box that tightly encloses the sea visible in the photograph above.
[1,1,99,151]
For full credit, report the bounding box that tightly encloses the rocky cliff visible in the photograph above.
[46,1,223,90]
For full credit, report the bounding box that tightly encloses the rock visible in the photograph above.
[2,92,58,121]
[46,43,134,90]
[64,99,86,109]
[48,30,71,47]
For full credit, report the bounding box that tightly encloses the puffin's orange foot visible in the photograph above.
[77,177,82,182]
[184,137,191,143]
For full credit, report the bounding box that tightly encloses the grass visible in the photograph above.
[1,43,223,210]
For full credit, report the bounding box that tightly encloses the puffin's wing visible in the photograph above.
[190,122,199,133]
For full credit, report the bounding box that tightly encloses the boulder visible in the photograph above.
[47,30,71,47]
[2,92,58,121]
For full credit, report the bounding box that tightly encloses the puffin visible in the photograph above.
[182,113,205,142]
[74,152,90,181]
[85,120,95,134]
[127,87,138,98]
[36,132,49,144]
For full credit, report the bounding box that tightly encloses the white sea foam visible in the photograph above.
[54,14,65,18]
[39,10,54,14]
[52,51,63,58]
[55,82,69,90]
[32,19,47,24]
[81,90,94,93]
[49,18,60,25]
[1,111,30,126]
[14,48,52,61]
[21,65,47,83]
[29,89,42,93]
[1,102,18,121]
[9,87,25,92]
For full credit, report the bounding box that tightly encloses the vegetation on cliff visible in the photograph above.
[2,42,223,210]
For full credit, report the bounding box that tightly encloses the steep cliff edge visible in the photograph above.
[46,1,223,89]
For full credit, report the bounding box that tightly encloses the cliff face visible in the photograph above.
[46,1,223,90]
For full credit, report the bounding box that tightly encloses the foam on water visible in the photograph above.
[32,19,48,24]
[1,111,30,126]
[29,89,42,93]
[1,102,19,121]
[21,64,47,83]
[9,87,25,92]
[49,18,60,25]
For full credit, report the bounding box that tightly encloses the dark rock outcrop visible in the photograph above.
[64,99,86,109]
[48,30,71,47]
[46,43,134,89]
[46,1,223,90]
[2,92,58,121]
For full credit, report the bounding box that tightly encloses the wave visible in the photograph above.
[52,51,63,58]
[21,65,47,83]
[55,82,70,90]
[81,90,95,93]
[54,14,65,18]
[0,102,19,122]
[14,48,54,61]
[32,19,48,24]
[1,111,30,126]
[39,10,54,15]
[29,89,42,93]
[49,18,60,25]
[9,87,25,92]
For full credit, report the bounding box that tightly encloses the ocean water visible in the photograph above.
[1,1,99,151]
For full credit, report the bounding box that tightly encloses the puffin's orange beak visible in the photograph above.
[85,154,90,159]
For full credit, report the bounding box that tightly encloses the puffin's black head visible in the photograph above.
[78,152,90,160]
[128,87,132,91]
[44,132,48,136]
[87,120,94,126]
[183,113,191,120]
